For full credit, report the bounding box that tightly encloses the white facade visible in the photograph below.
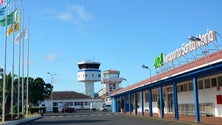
[136,73,222,117]
[40,98,104,112]
[77,70,101,82]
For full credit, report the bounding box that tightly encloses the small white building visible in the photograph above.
[40,91,104,112]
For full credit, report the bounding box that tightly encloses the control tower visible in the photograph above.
[77,61,101,98]
[102,70,123,96]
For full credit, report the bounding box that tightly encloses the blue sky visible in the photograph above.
[0,0,222,93]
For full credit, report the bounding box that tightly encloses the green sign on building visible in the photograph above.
[154,53,163,69]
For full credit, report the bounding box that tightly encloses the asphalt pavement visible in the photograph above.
[21,110,205,125]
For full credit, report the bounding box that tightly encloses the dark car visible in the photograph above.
[61,107,76,113]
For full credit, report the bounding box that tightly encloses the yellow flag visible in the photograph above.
[7,23,19,36]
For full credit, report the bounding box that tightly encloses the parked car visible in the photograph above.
[100,104,112,112]
[61,107,76,113]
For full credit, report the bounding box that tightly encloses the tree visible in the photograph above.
[42,83,53,100]
[28,77,44,105]
[28,77,52,105]
[0,74,52,114]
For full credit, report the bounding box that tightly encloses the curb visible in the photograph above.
[1,115,42,125]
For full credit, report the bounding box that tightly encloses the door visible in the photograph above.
[167,93,173,113]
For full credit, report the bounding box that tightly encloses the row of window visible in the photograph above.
[109,83,117,92]
[176,75,222,92]
[178,103,213,113]
[124,75,222,103]
[104,73,120,78]
[53,101,99,106]
[151,76,222,101]
[77,74,101,78]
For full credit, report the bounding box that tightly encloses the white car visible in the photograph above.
[100,104,112,112]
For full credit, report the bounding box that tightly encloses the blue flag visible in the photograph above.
[0,6,6,16]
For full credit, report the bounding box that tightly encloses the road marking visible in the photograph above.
[44,113,120,118]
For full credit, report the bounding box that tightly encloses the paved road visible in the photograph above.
[21,111,199,125]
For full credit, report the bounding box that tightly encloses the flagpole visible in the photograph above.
[17,0,22,119]
[10,0,16,120]
[17,24,21,118]
[21,8,25,115]
[2,1,9,123]
[25,17,30,117]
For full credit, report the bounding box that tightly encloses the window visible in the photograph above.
[109,84,112,92]
[183,84,187,91]
[167,87,172,92]
[74,102,83,106]
[180,85,184,92]
[85,102,90,106]
[218,76,222,86]
[177,86,180,92]
[211,78,217,87]
[204,79,210,88]
[67,102,73,106]
[188,82,193,91]
[113,83,116,90]
[152,94,157,102]
[53,102,57,106]
[198,80,203,89]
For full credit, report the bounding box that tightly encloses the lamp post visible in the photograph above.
[188,36,209,63]
[142,64,152,83]
[47,72,57,112]
[121,78,128,87]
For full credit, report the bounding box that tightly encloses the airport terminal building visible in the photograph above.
[110,30,222,122]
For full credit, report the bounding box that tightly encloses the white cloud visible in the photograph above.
[38,4,93,30]
[67,4,92,21]
[44,53,58,62]
[38,4,92,22]
[37,8,57,20]
[56,12,73,21]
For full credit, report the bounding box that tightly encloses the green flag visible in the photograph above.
[0,9,18,26]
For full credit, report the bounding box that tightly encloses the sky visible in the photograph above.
[0,0,222,94]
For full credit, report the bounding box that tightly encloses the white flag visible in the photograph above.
[14,28,27,44]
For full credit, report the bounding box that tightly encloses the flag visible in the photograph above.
[14,28,27,43]
[0,9,18,26]
[0,5,6,15]
[7,23,19,36]
[0,0,3,5]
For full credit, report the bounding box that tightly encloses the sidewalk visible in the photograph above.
[126,112,222,125]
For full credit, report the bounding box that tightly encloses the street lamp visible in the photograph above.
[188,36,209,62]
[121,78,128,87]
[47,72,57,112]
[142,64,152,84]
